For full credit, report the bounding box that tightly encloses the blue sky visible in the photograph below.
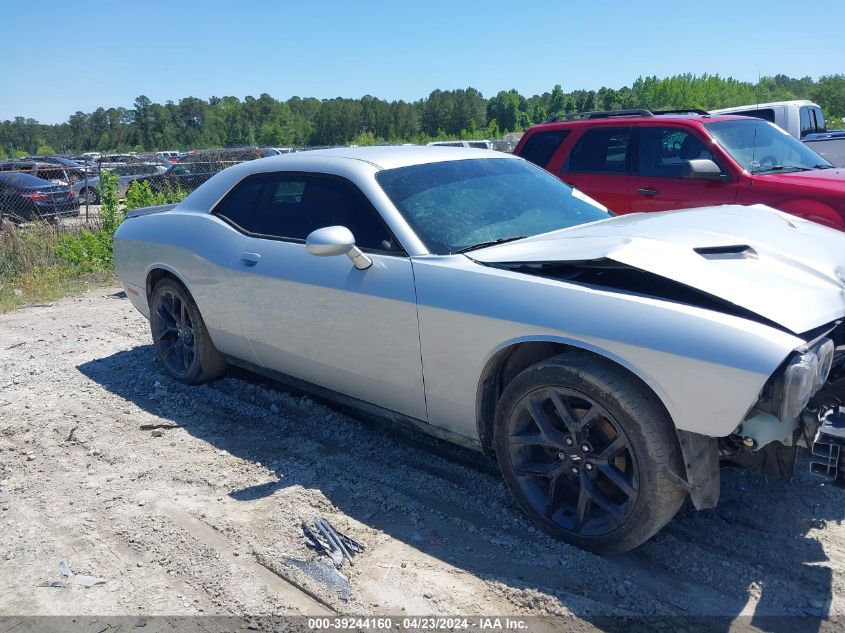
[1,0,843,123]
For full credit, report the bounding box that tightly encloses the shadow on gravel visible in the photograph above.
[79,346,843,632]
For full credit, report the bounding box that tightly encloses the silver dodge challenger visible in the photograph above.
[114,146,845,553]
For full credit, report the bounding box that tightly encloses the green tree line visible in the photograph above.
[3,73,844,156]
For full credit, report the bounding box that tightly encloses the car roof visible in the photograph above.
[0,160,60,168]
[176,146,520,217]
[711,99,817,112]
[287,145,515,170]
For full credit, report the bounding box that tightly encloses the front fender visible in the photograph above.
[777,199,845,231]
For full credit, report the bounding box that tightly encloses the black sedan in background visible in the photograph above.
[0,172,79,222]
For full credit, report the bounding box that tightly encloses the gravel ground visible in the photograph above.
[1,288,844,631]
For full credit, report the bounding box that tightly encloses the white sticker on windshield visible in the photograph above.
[571,188,608,212]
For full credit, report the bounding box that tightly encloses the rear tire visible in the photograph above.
[494,352,686,554]
[149,277,226,385]
[80,187,99,204]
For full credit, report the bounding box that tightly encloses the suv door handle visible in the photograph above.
[239,252,261,266]
[636,187,659,197]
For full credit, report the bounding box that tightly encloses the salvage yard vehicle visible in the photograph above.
[711,100,845,167]
[130,147,275,196]
[514,109,845,229]
[711,100,829,140]
[427,140,494,149]
[0,171,79,222]
[115,146,845,553]
[74,162,165,204]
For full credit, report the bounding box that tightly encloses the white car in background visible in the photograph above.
[427,140,493,149]
[155,151,181,163]
[712,100,845,166]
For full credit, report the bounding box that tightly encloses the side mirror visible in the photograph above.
[683,159,726,181]
[305,225,372,270]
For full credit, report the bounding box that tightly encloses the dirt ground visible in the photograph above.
[1,288,844,631]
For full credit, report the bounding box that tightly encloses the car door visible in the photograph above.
[557,127,632,212]
[628,125,738,212]
[217,171,428,421]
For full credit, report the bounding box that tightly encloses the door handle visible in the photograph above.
[636,187,659,197]
[239,252,261,266]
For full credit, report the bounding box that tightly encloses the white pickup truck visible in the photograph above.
[711,100,845,167]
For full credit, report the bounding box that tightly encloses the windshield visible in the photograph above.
[705,119,832,174]
[376,158,612,255]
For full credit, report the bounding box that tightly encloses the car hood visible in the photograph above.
[469,204,845,335]
[754,167,845,191]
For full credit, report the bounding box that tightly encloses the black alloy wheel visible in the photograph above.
[149,278,226,385]
[495,353,687,553]
[506,386,638,536]
[152,288,196,378]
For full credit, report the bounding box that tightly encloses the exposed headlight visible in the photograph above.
[814,338,835,391]
[778,352,818,422]
[777,337,834,421]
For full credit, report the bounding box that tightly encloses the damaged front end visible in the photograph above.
[488,256,845,492]
[723,327,845,483]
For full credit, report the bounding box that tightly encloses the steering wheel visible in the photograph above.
[756,155,778,167]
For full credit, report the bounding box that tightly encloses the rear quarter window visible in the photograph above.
[518,130,570,168]
[731,108,776,123]
[565,128,631,173]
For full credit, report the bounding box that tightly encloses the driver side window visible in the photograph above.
[637,127,722,178]
[213,173,401,253]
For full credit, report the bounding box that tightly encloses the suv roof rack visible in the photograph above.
[547,108,710,122]
[651,108,710,116]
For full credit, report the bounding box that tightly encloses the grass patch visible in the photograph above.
[0,170,188,313]
[0,265,116,312]
[0,217,117,313]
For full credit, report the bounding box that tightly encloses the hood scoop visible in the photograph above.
[694,245,757,260]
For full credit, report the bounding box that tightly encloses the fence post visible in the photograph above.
[84,168,89,223]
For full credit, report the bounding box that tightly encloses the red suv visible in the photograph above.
[514,109,845,230]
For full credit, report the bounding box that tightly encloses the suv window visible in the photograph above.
[801,106,827,137]
[519,130,570,168]
[800,106,814,138]
[214,173,399,252]
[566,128,631,173]
[637,127,720,178]
[730,108,776,123]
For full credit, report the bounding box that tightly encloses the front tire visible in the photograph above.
[149,278,226,385]
[494,352,686,554]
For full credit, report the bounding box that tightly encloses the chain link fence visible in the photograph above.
[0,147,287,226]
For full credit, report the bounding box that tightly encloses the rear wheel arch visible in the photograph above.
[146,266,189,303]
